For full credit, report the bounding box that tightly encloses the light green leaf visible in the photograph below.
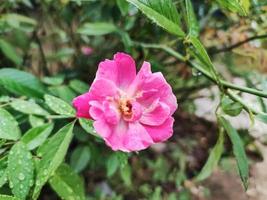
[126,0,185,37]
[216,0,250,16]
[221,95,243,116]
[219,116,249,190]
[69,79,89,94]
[44,94,75,117]
[77,22,117,36]
[79,118,99,138]
[70,145,90,173]
[116,0,129,16]
[49,163,86,200]
[7,142,34,200]
[29,115,45,127]
[196,130,224,181]
[185,0,199,36]
[10,99,49,116]
[0,108,21,140]
[106,153,119,177]
[0,39,22,65]
[0,195,20,200]
[21,123,54,150]
[32,121,75,199]
[0,68,45,98]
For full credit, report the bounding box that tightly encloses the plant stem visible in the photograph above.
[134,41,267,98]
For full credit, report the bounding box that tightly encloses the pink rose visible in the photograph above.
[73,52,177,152]
[81,46,93,56]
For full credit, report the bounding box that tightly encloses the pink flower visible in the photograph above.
[72,52,177,152]
[81,46,93,56]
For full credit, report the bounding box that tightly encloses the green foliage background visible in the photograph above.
[0,0,267,199]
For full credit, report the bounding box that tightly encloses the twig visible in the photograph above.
[210,34,267,55]
[33,30,50,75]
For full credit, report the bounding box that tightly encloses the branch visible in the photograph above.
[210,34,267,55]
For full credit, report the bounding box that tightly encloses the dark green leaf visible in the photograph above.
[0,156,8,187]
[255,113,267,124]
[126,0,185,37]
[7,142,34,200]
[120,163,132,186]
[69,79,89,94]
[44,94,75,117]
[32,121,75,199]
[196,130,224,181]
[21,123,54,150]
[49,163,86,200]
[221,95,243,116]
[0,108,21,140]
[70,145,90,173]
[0,39,22,65]
[116,0,129,16]
[106,153,119,177]
[219,116,249,190]
[0,68,45,98]
[48,85,76,104]
[10,99,49,116]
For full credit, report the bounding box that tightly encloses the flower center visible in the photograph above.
[119,99,132,117]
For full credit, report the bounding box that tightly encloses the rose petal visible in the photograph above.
[144,117,174,143]
[114,52,136,89]
[72,92,91,119]
[140,102,170,126]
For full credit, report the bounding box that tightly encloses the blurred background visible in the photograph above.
[1,0,267,199]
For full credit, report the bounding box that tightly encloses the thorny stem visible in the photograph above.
[134,41,267,114]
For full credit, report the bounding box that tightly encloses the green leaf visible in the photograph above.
[32,121,75,199]
[219,116,249,190]
[0,156,8,187]
[7,142,34,200]
[216,0,250,16]
[49,163,86,200]
[69,79,89,94]
[126,0,185,37]
[116,0,129,16]
[44,94,75,117]
[10,99,49,116]
[185,0,199,36]
[0,195,20,200]
[120,163,132,186]
[42,76,64,86]
[70,145,90,173]
[196,130,224,181]
[106,153,119,177]
[79,118,99,138]
[255,113,267,124]
[0,108,21,140]
[48,85,76,104]
[77,22,117,36]
[29,115,45,127]
[0,39,22,65]
[0,68,45,98]
[21,123,54,150]
[221,95,243,116]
